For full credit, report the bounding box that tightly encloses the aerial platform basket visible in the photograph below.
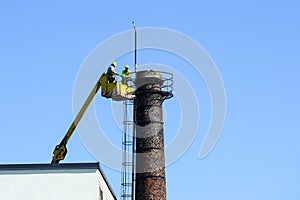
[100,73,134,101]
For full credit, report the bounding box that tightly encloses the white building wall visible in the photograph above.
[0,168,115,200]
[96,170,115,200]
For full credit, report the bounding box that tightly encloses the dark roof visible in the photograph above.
[0,162,117,200]
[0,162,100,170]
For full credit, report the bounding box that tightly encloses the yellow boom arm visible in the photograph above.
[51,77,102,164]
[51,73,133,164]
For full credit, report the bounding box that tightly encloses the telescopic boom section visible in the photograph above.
[51,78,102,164]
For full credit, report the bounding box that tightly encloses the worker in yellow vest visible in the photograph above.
[121,64,131,85]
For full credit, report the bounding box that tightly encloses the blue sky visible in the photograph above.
[1,0,300,199]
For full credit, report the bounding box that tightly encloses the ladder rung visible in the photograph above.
[122,162,132,166]
[121,194,132,198]
[123,121,134,126]
[121,183,132,187]
[122,141,133,145]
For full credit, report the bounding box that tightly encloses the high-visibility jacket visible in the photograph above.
[122,69,131,78]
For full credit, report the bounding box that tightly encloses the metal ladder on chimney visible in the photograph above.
[121,99,135,200]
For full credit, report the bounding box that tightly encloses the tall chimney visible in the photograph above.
[134,70,172,200]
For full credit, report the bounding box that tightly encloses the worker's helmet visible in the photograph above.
[111,61,117,67]
[125,64,129,69]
